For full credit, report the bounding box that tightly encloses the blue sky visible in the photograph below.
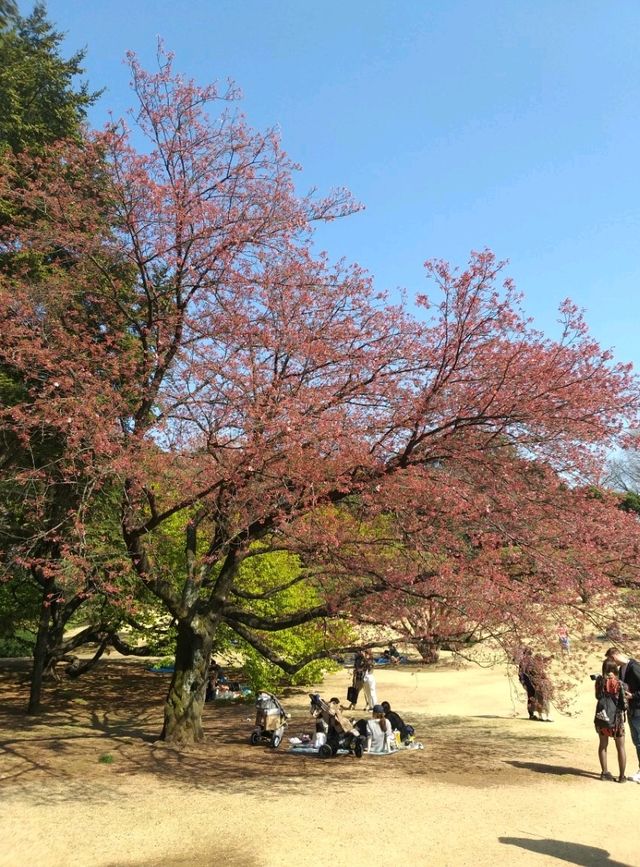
[43,0,640,368]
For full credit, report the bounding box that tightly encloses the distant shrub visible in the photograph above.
[0,630,34,657]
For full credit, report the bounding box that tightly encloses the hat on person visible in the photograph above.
[372,704,384,713]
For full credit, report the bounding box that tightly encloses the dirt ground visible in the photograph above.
[1,649,639,867]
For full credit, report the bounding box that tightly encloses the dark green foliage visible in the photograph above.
[620,491,640,515]
[0,1,18,29]
[0,3,99,155]
[0,7,116,702]
[0,576,38,656]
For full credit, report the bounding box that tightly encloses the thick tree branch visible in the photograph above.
[228,620,384,675]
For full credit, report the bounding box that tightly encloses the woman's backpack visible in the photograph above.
[594,674,625,729]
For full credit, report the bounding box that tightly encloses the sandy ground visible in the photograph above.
[1,652,639,867]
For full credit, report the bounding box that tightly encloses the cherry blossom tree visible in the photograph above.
[2,49,640,743]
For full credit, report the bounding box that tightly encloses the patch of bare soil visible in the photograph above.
[1,652,638,867]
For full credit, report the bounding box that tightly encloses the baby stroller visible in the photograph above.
[250,692,290,748]
[309,693,364,758]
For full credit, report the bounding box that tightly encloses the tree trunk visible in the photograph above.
[416,639,440,664]
[27,582,53,714]
[161,619,213,745]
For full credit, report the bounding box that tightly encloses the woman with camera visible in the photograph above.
[593,660,628,782]
[605,648,640,782]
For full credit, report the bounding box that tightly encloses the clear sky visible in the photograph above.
[42,0,640,369]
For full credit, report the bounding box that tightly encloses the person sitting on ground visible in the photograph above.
[381,700,414,743]
[382,643,401,665]
[327,697,358,734]
[354,717,369,739]
[594,660,627,782]
[365,704,394,753]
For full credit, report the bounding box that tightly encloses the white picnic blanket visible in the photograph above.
[287,745,403,757]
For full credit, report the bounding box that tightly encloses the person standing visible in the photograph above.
[517,647,538,720]
[558,626,570,655]
[530,653,554,722]
[594,660,627,782]
[205,658,223,702]
[606,647,640,782]
[348,650,367,710]
[362,651,378,711]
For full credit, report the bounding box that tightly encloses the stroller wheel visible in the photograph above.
[318,743,333,758]
[270,732,282,749]
[249,730,261,746]
[354,740,363,758]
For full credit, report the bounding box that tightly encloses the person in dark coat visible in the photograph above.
[517,647,538,720]
[381,701,414,742]
[348,650,367,710]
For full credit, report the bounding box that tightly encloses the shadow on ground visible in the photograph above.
[505,760,600,779]
[104,846,260,867]
[500,836,631,866]
[0,660,579,804]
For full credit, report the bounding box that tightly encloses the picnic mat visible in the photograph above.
[287,745,406,757]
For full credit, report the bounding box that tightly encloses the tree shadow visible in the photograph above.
[103,844,260,867]
[505,760,598,779]
[472,714,512,719]
[499,836,631,866]
[2,660,423,802]
[0,661,580,804]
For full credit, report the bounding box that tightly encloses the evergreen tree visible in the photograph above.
[0,1,18,29]
[0,2,99,154]
[0,3,102,709]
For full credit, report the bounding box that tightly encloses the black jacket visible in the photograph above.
[385,710,408,739]
[621,658,640,707]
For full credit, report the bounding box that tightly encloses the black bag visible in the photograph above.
[594,675,622,730]
[347,685,358,704]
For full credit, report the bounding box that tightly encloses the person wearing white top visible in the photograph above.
[363,669,378,710]
[366,705,393,753]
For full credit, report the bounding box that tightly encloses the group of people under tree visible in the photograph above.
[210,639,640,769]
[358,700,414,752]
[517,642,640,783]
[320,695,414,753]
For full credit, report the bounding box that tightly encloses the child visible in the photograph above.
[594,660,628,782]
